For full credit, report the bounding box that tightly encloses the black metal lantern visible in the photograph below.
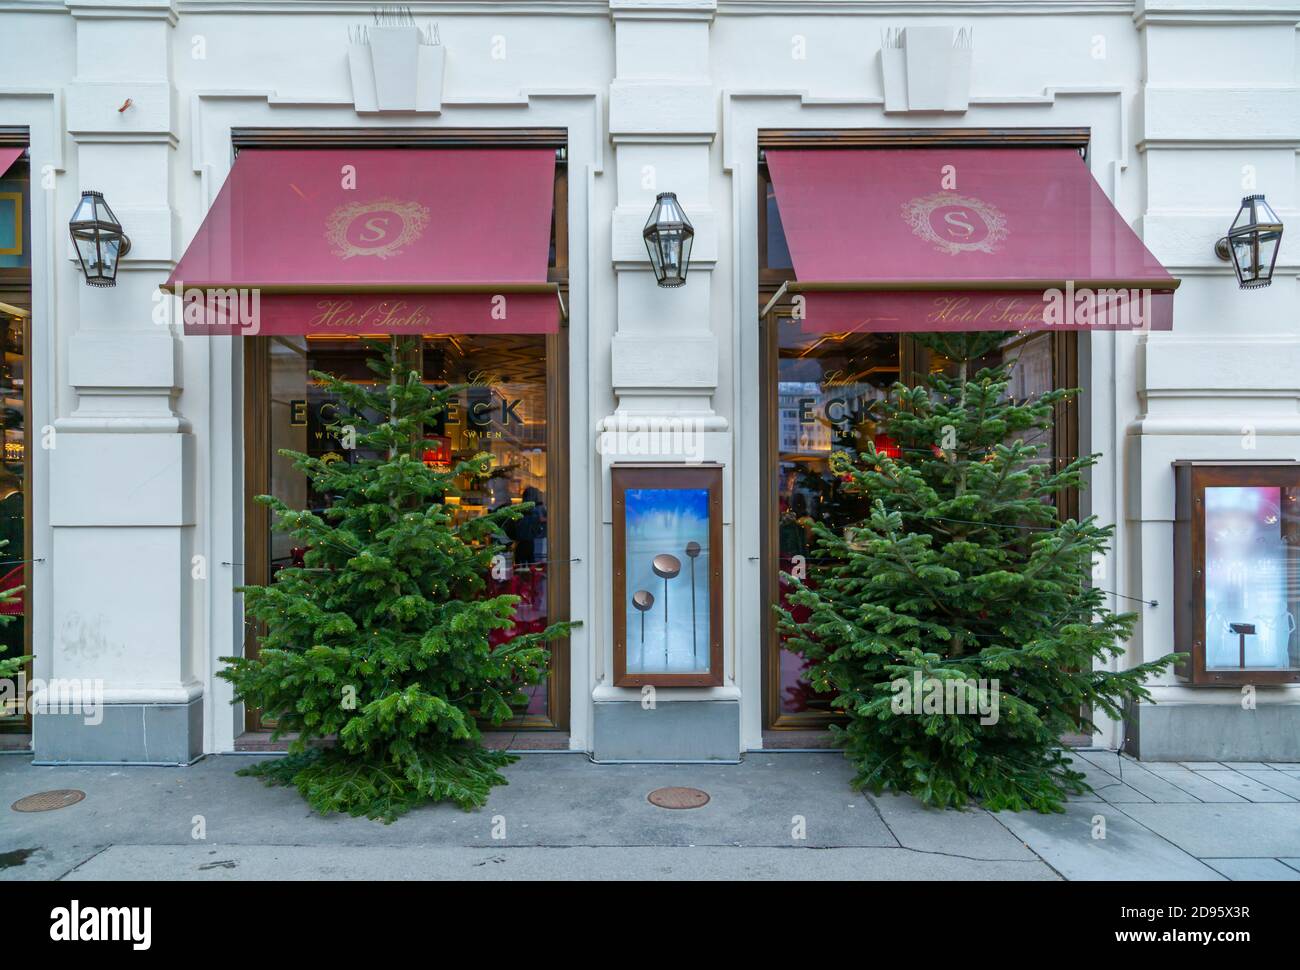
[1215,194,1283,289]
[642,192,694,287]
[69,190,132,287]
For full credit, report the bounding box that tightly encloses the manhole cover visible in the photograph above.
[647,786,710,810]
[11,789,85,813]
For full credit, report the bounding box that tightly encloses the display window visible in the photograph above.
[244,332,569,730]
[757,141,1085,731]
[1173,462,1300,685]
[0,146,29,735]
[611,464,723,688]
[760,314,1078,729]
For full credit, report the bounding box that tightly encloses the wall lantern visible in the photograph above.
[69,190,132,287]
[1214,194,1283,289]
[642,192,694,288]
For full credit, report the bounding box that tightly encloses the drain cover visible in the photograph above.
[647,786,709,810]
[11,789,85,813]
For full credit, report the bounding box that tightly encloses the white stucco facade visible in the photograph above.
[3,0,1299,763]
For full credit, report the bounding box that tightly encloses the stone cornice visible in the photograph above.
[610,0,715,20]
[1135,0,1300,25]
[721,0,1132,12]
[148,0,1142,15]
[175,0,608,14]
[65,0,177,22]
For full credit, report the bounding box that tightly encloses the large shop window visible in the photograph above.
[246,333,568,729]
[761,316,1077,728]
[756,145,1099,730]
[0,145,30,735]
[214,139,572,734]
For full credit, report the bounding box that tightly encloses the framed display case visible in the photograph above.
[1173,461,1300,685]
[612,464,723,687]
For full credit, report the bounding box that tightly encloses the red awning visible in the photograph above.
[765,147,1177,332]
[0,148,22,177]
[165,148,559,335]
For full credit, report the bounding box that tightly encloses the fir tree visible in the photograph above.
[778,332,1174,813]
[220,338,573,822]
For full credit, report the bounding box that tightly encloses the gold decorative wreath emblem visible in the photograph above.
[901,192,1008,255]
[325,198,431,260]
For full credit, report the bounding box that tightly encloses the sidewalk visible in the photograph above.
[2,750,1297,880]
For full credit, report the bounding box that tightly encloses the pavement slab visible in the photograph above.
[0,752,897,852]
[59,844,1059,881]
[1240,770,1300,800]
[1118,803,1300,858]
[1067,755,1200,804]
[867,792,1040,862]
[3,751,1298,881]
[1190,769,1295,803]
[1204,857,1300,881]
[995,802,1226,881]
[1134,768,1249,803]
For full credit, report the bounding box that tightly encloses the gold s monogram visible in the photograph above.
[325,198,430,259]
[902,192,1008,255]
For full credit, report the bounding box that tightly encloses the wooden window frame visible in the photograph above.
[611,463,724,688]
[1173,461,1300,686]
[0,127,32,735]
[758,127,1087,731]
[238,127,570,733]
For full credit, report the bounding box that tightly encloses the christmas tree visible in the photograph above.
[778,332,1174,813]
[220,338,573,822]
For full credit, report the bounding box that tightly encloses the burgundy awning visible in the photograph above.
[165,148,559,336]
[764,147,1177,332]
[0,148,22,177]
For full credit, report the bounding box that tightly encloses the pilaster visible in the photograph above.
[594,0,738,760]
[38,0,197,764]
[1125,0,1300,756]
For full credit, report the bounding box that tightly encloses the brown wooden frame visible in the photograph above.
[0,299,33,734]
[0,131,31,299]
[238,127,571,732]
[611,463,724,688]
[0,132,32,734]
[759,127,1091,150]
[1173,461,1300,686]
[232,127,567,149]
[757,127,1089,730]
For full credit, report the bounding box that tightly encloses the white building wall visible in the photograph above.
[0,0,1296,761]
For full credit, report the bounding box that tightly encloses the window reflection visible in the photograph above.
[0,308,24,724]
[267,334,553,718]
[1204,485,1300,670]
[772,327,1061,717]
[774,324,898,716]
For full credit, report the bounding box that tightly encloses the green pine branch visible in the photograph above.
[777,332,1176,813]
[220,337,577,822]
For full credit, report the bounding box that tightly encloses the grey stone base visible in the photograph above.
[1125,701,1300,763]
[593,699,740,762]
[33,698,203,765]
